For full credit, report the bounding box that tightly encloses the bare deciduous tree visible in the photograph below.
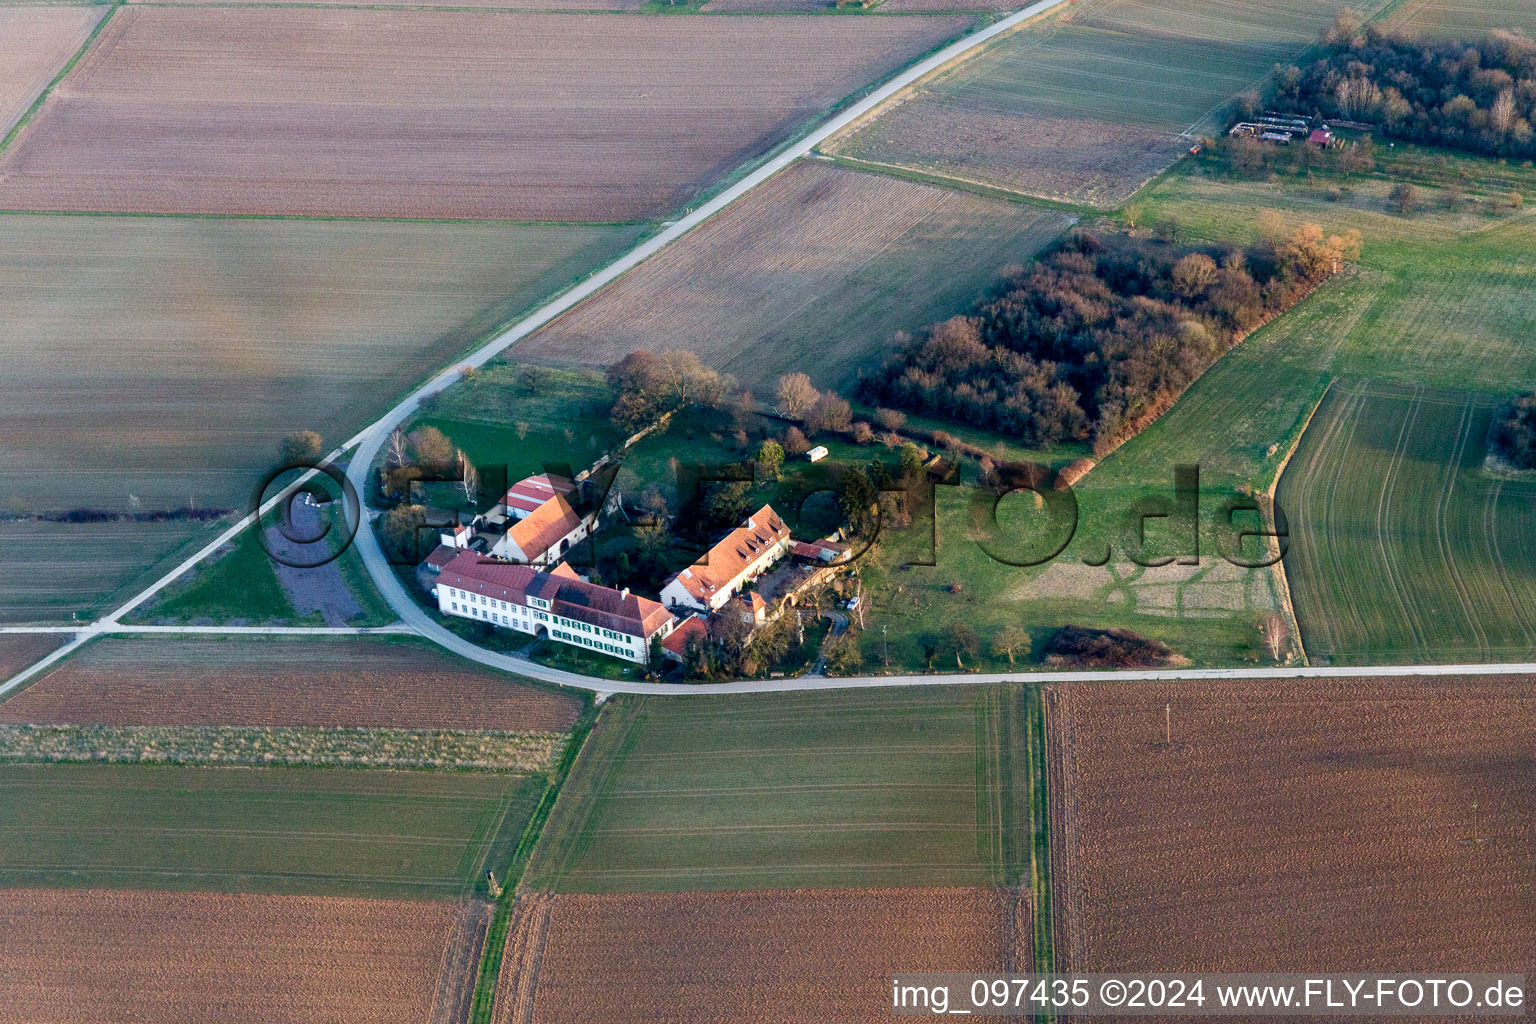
[1258,611,1289,663]
[776,372,819,420]
[385,429,408,470]
[457,451,480,505]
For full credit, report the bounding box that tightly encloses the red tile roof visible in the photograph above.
[439,550,671,640]
[666,504,790,603]
[661,614,708,658]
[505,493,582,562]
[424,545,461,569]
[502,473,575,516]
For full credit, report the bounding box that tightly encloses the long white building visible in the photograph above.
[434,550,675,664]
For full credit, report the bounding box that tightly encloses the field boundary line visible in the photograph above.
[819,151,1095,214]
[1265,378,1332,668]
[0,0,117,157]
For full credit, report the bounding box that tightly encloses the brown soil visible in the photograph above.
[0,6,105,136]
[830,98,1189,207]
[0,636,581,731]
[518,161,1069,390]
[1046,677,1536,974]
[0,8,967,220]
[0,634,65,685]
[493,887,1016,1023]
[0,888,476,1024]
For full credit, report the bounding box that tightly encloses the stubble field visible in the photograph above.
[1047,677,1536,973]
[829,0,1370,205]
[0,888,482,1024]
[0,636,583,731]
[493,888,1020,1024]
[518,161,1072,391]
[1278,384,1536,665]
[0,8,968,219]
[0,763,544,898]
[525,687,1033,892]
[0,5,106,137]
[0,214,641,621]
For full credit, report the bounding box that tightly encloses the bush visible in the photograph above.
[1042,626,1180,669]
[278,430,323,467]
[1491,392,1536,469]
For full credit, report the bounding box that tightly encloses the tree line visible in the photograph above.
[1268,16,1536,159]
[859,223,1360,453]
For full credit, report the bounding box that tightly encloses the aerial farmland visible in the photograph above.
[830,0,1381,205]
[0,8,970,220]
[519,161,1073,391]
[0,5,107,138]
[0,889,483,1024]
[1047,677,1536,973]
[4,0,1536,1017]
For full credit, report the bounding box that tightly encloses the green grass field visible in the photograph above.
[1278,384,1536,664]
[133,502,396,627]
[408,362,626,492]
[0,763,545,899]
[524,686,1032,892]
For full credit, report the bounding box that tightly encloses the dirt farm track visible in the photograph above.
[0,8,967,220]
[1047,677,1536,975]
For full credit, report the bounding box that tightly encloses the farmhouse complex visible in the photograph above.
[435,552,675,664]
[426,478,823,666]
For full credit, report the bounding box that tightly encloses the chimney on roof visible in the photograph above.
[620,587,630,599]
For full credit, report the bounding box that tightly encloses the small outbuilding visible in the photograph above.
[805,445,829,463]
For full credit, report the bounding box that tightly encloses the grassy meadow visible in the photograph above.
[408,361,626,490]
[0,762,545,900]
[525,686,1033,892]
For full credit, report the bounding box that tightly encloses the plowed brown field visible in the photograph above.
[0,8,966,219]
[492,887,1022,1024]
[0,636,581,731]
[518,161,1070,390]
[0,634,63,685]
[0,6,105,136]
[1047,678,1536,973]
[0,888,478,1024]
[833,100,1189,207]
